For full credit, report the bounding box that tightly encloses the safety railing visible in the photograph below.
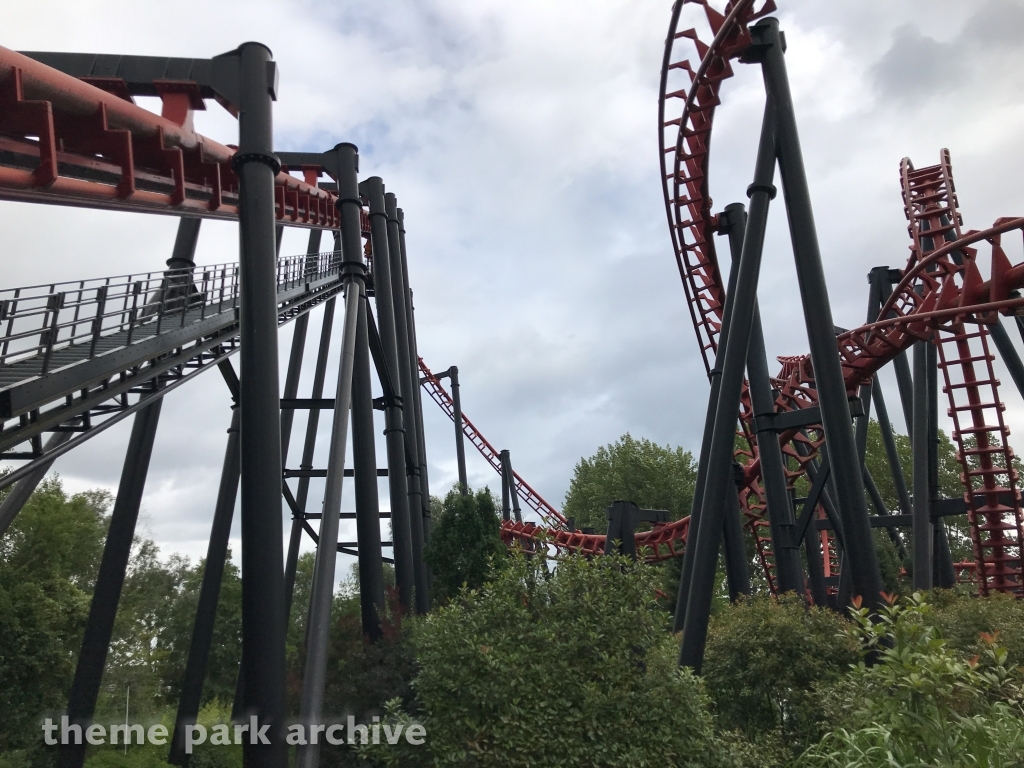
[0,250,342,373]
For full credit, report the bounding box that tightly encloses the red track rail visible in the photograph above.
[662,2,1024,596]
[0,45,341,226]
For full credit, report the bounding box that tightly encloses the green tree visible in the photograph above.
[364,554,741,767]
[0,477,110,758]
[701,594,859,763]
[562,433,698,534]
[423,487,506,605]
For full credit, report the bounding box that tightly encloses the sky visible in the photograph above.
[3,0,1024,576]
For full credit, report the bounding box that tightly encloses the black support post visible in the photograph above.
[679,94,777,672]
[361,176,416,614]
[754,17,883,610]
[351,290,386,642]
[912,339,933,589]
[0,430,72,538]
[397,209,433,543]
[674,204,746,633]
[170,404,240,765]
[296,276,361,768]
[385,191,429,614]
[60,399,162,768]
[449,366,469,495]
[988,317,1024,401]
[231,42,287,766]
[283,297,337,622]
[927,339,956,588]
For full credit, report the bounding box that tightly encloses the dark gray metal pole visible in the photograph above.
[500,449,523,523]
[361,176,416,613]
[282,297,337,622]
[679,96,777,672]
[0,430,72,539]
[60,399,162,768]
[385,192,429,614]
[673,206,746,633]
[397,209,433,542]
[279,229,320,625]
[296,279,361,768]
[351,289,386,641]
[500,450,512,522]
[721,483,751,601]
[169,405,240,765]
[231,42,287,766]
[449,366,469,495]
[754,17,883,610]
[912,339,933,589]
[927,338,956,588]
[871,382,913,516]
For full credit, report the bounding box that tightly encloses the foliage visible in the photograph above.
[422,487,506,605]
[0,478,110,757]
[562,433,697,534]
[363,553,742,767]
[926,588,1024,670]
[801,593,1024,767]
[701,593,858,762]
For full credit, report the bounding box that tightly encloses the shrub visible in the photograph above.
[701,593,858,761]
[363,554,739,767]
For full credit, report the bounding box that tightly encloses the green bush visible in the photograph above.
[802,593,1024,767]
[423,487,506,605]
[701,593,857,761]
[927,588,1024,668]
[363,554,740,767]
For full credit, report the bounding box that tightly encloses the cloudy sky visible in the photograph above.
[3,0,1024,575]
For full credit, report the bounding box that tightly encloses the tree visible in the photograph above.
[562,433,698,534]
[363,554,741,767]
[423,487,506,605]
[0,477,110,758]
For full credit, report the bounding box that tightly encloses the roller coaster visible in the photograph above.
[1,1,1023,765]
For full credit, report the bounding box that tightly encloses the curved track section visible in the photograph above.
[662,1,1024,595]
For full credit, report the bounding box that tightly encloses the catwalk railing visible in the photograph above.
[0,251,345,486]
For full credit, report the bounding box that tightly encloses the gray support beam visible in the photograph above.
[59,399,162,768]
[169,405,240,765]
[166,217,202,270]
[397,209,433,542]
[754,18,883,610]
[721,481,752,601]
[912,340,933,589]
[449,366,469,495]
[679,94,777,672]
[0,430,72,539]
[295,282,361,768]
[385,192,429,613]
[500,449,512,522]
[927,338,956,588]
[351,290,386,641]
[871,382,913,517]
[501,450,523,523]
[361,176,415,613]
[232,42,287,766]
[674,204,746,633]
[283,297,337,622]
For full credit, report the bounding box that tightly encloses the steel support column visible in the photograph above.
[449,366,469,495]
[912,339,933,589]
[679,95,777,672]
[361,176,415,613]
[232,42,287,766]
[283,297,337,621]
[295,280,361,768]
[927,339,956,588]
[385,192,429,613]
[280,230,323,603]
[351,289,386,641]
[674,203,746,632]
[988,317,1024,401]
[169,403,240,765]
[397,209,432,543]
[60,399,162,768]
[754,18,883,610]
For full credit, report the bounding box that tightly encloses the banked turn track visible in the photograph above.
[448,0,1024,598]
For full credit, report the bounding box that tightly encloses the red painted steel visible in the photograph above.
[0,46,340,227]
